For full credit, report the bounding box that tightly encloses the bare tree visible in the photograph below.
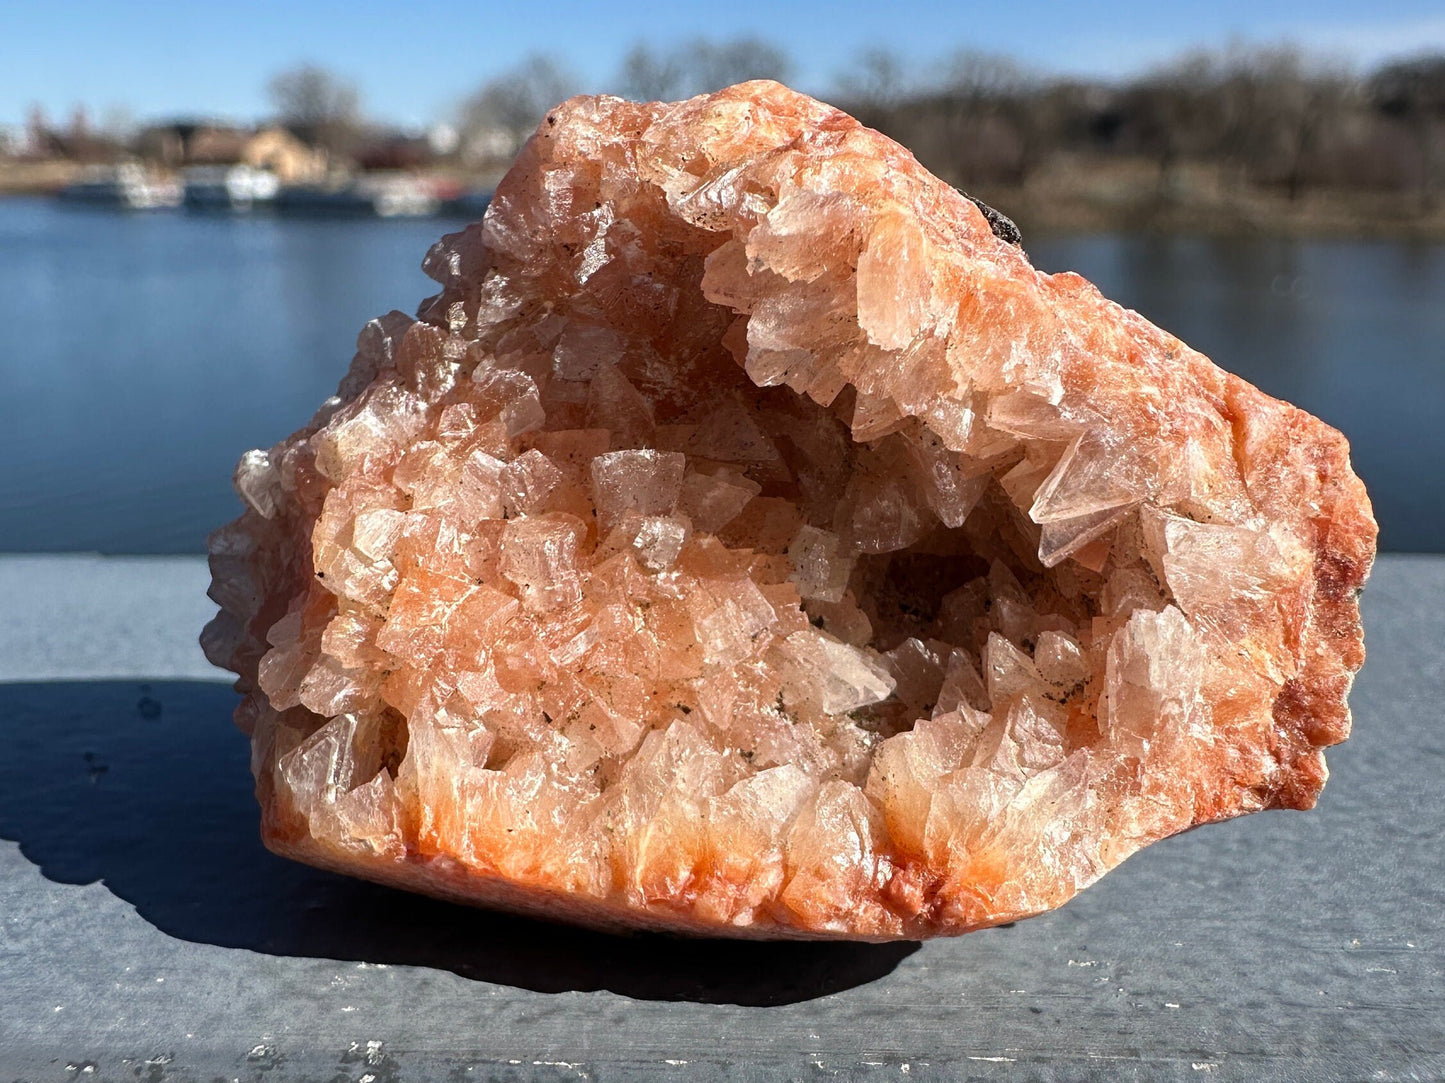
[687,37,792,93]
[1008,79,1091,184]
[938,49,1028,102]
[835,48,909,113]
[267,63,362,153]
[459,54,581,163]
[1206,46,1352,199]
[610,37,792,103]
[1121,51,1228,194]
[936,50,1033,188]
[99,104,137,144]
[619,43,686,102]
[1371,54,1445,209]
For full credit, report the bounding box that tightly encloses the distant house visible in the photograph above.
[241,127,327,183]
[136,121,327,182]
[185,126,249,165]
[136,121,225,166]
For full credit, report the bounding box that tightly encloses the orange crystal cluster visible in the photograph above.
[203,81,1376,940]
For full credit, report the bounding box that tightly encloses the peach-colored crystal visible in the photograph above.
[203,81,1376,941]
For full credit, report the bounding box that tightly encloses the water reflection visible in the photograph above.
[1,198,1439,552]
[1,199,454,552]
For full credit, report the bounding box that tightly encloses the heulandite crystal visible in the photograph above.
[203,81,1376,940]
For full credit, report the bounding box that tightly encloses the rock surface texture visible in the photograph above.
[203,82,1376,941]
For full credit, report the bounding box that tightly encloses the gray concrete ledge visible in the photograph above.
[0,554,1440,1080]
[0,554,223,682]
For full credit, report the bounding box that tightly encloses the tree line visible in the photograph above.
[260,40,1445,211]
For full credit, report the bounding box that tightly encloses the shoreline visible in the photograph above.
[962,155,1445,243]
[990,191,1445,243]
[4,195,1441,245]
[5,155,1444,241]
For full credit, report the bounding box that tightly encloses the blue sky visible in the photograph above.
[4,0,1445,129]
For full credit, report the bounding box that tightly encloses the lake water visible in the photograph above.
[2,197,1440,553]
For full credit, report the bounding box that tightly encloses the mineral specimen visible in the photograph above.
[203,81,1376,941]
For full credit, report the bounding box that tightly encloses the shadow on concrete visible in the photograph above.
[0,681,916,1006]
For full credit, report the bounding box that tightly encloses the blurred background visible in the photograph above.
[2,0,1441,553]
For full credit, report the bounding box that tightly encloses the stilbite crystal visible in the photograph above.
[203,81,1376,941]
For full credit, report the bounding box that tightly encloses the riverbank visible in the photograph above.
[9,153,1442,238]
[962,155,1445,242]
[0,159,80,194]
[0,160,506,201]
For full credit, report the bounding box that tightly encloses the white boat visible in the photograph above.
[275,174,440,218]
[59,164,182,210]
[183,165,280,212]
[359,174,440,218]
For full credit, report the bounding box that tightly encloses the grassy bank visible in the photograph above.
[964,156,1445,241]
[0,160,80,195]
